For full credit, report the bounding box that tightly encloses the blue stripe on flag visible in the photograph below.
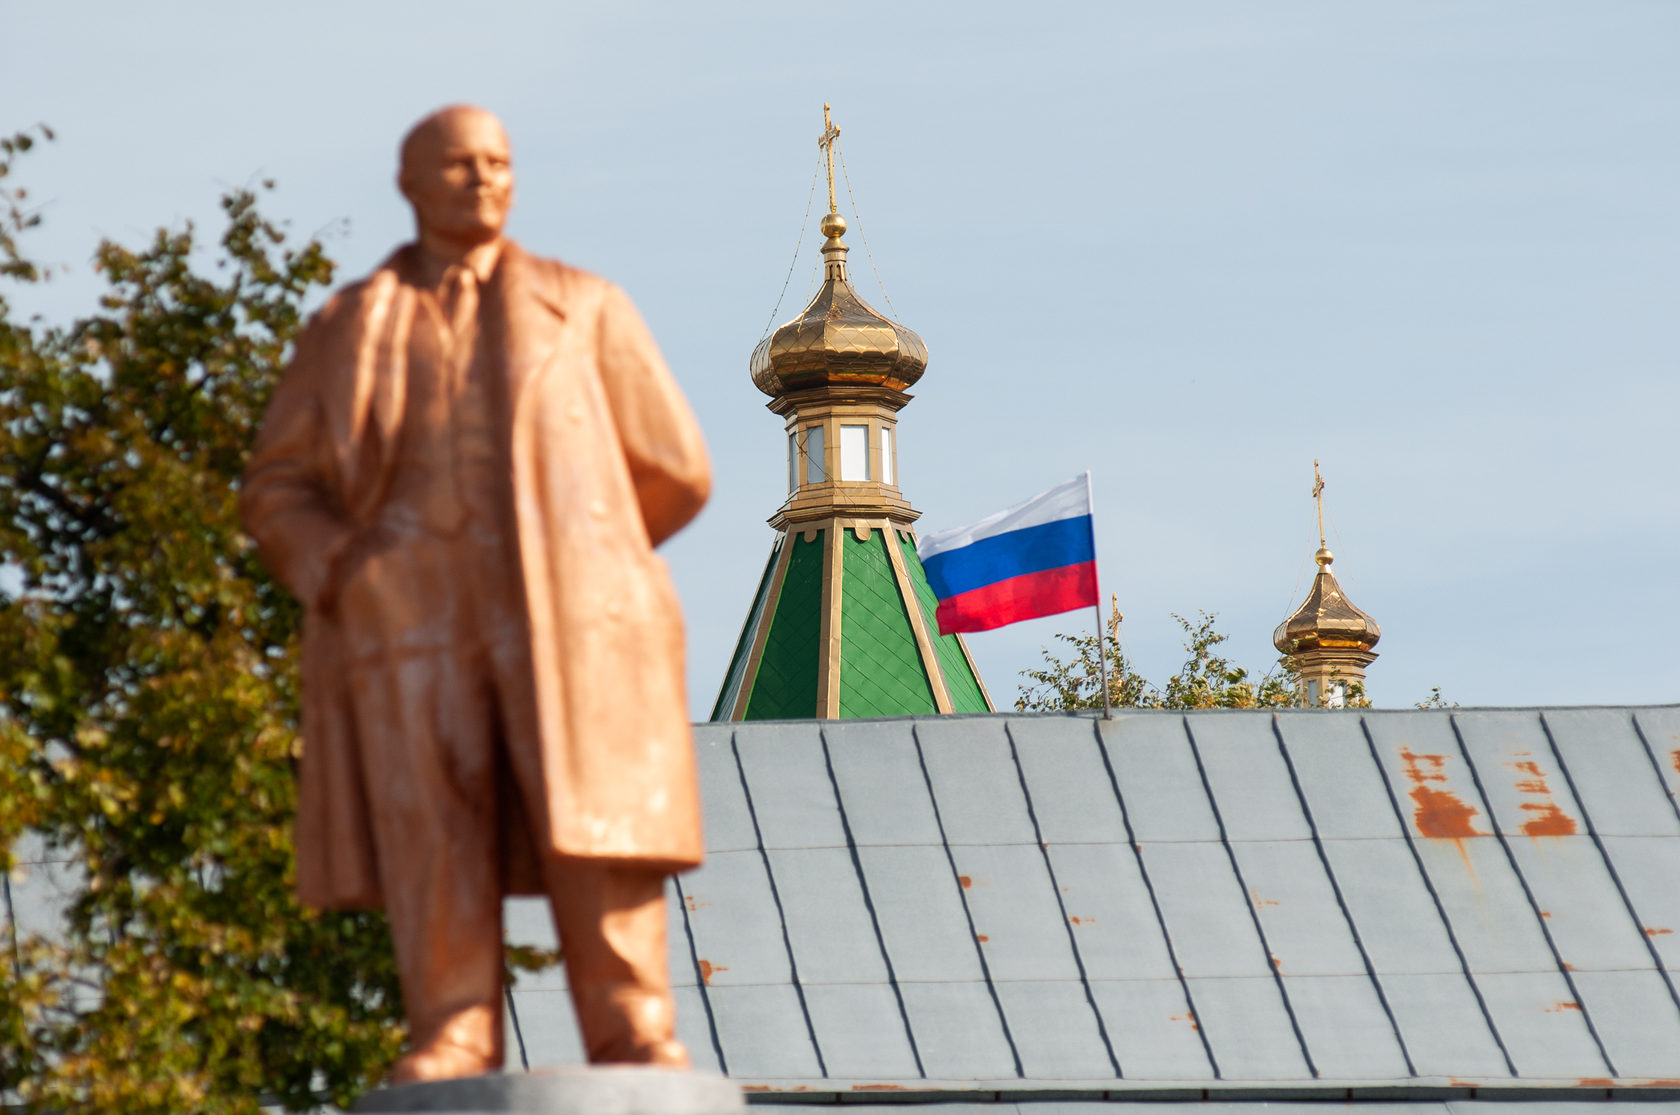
[921,514,1095,600]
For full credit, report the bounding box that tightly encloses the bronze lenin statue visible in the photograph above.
[241,105,711,1082]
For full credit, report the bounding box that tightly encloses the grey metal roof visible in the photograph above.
[12,706,1680,1107]
[498,706,1680,1100]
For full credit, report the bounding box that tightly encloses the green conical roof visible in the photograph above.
[711,523,991,721]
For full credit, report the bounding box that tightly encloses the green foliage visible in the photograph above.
[1415,686,1458,709]
[1016,599,1301,711]
[0,130,407,1113]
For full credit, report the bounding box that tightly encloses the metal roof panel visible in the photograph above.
[1184,715,1313,842]
[1501,836,1651,972]
[694,725,760,854]
[1273,712,1405,839]
[1140,842,1271,979]
[1569,969,1680,1079]
[857,844,986,983]
[823,721,944,847]
[898,979,1021,1080]
[1006,717,1130,845]
[916,718,1037,846]
[1232,839,1369,978]
[1474,971,1612,1078]
[1410,837,1557,974]
[708,984,825,1079]
[949,842,1079,982]
[1283,973,1411,1079]
[767,847,892,985]
[1047,843,1178,981]
[1187,975,1313,1080]
[995,978,1117,1079]
[1378,972,1511,1078]
[1453,713,1585,841]
[1321,839,1466,976]
[678,849,793,987]
[1544,710,1680,838]
[1596,837,1680,969]
[1097,715,1221,843]
[735,722,848,851]
[802,981,923,1079]
[1087,978,1213,1081]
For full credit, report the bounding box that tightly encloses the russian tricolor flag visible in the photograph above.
[917,475,1099,636]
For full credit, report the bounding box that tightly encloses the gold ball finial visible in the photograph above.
[820,212,847,239]
[1316,546,1334,568]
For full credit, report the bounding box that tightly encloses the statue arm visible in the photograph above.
[240,315,358,611]
[595,282,711,548]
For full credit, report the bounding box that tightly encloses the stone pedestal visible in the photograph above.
[350,1067,744,1115]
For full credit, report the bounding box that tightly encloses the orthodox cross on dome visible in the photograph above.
[1312,459,1327,552]
[819,103,841,217]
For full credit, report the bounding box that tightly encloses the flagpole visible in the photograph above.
[1084,470,1112,721]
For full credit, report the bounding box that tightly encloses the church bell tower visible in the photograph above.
[711,106,992,721]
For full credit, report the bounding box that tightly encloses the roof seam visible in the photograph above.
[1088,718,1221,1079]
[1448,712,1618,1077]
[732,731,827,1076]
[1630,712,1680,833]
[1181,716,1319,1079]
[910,722,1026,1078]
[1270,714,1417,1076]
[1538,711,1680,1027]
[675,847,729,1074]
[818,725,927,1077]
[1002,720,1123,1078]
[1357,714,1517,1076]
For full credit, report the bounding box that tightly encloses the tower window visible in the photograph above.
[882,426,895,485]
[1328,681,1347,709]
[1306,680,1320,707]
[803,425,825,484]
[840,424,869,482]
[787,432,796,493]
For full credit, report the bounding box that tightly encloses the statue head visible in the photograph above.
[398,105,514,250]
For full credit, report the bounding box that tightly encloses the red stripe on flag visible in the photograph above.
[934,562,1098,635]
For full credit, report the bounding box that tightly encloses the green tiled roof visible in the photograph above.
[896,531,992,714]
[711,542,779,720]
[838,530,936,717]
[713,522,992,721]
[742,530,823,720]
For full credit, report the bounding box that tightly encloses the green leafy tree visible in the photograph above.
[0,128,407,1113]
[1017,599,1301,711]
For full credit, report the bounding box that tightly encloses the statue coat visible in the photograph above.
[241,242,711,909]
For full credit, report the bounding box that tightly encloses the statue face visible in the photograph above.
[399,108,514,245]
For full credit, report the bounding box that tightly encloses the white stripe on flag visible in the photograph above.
[916,474,1091,561]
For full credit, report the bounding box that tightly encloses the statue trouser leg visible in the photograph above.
[351,645,508,1080]
[544,858,689,1066]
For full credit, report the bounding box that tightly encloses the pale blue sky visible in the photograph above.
[5,1,1677,711]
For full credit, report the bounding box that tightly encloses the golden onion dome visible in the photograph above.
[750,212,928,398]
[1273,547,1383,655]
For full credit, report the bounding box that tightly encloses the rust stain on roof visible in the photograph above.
[958,875,973,889]
[1647,927,1674,936]
[1171,1011,1199,1032]
[1507,756,1579,837]
[852,1083,905,1091]
[975,934,989,943]
[1399,748,1484,840]
[1578,1078,1615,1088]
[1249,888,1279,908]
[1548,1001,1583,1012]
[698,959,728,984]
